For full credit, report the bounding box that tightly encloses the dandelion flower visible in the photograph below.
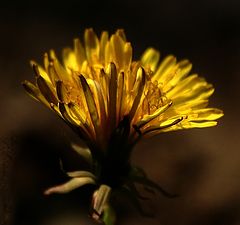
[23,28,223,224]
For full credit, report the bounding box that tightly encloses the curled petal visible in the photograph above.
[44,176,96,195]
[66,170,96,179]
[92,185,112,221]
[71,143,92,164]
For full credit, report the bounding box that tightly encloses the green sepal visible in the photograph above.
[102,204,116,225]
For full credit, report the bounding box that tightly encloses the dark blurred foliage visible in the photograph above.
[0,0,240,225]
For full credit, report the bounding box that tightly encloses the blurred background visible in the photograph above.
[0,0,240,224]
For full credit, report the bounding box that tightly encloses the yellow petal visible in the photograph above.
[174,99,209,111]
[173,84,214,105]
[56,81,63,102]
[141,48,160,72]
[47,62,59,86]
[49,102,61,117]
[87,79,107,129]
[116,29,127,41]
[68,103,87,125]
[110,34,125,68]
[80,75,100,139]
[127,61,141,92]
[129,67,146,120]
[162,59,192,92]
[160,116,184,127]
[74,38,86,66]
[22,80,50,107]
[30,61,52,84]
[160,120,218,132]
[68,102,95,140]
[135,101,172,128]
[108,63,118,131]
[184,121,218,128]
[43,53,50,75]
[166,74,199,98]
[153,55,176,82]
[117,72,124,123]
[59,102,80,126]
[174,59,192,82]
[50,50,71,81]
[188,108,224,121]
[123,42,132,71]
[99,31,109,64]
[36,76,58,105]
[143,116,184,134]
[62,48,79,72]
[84,28,100,64]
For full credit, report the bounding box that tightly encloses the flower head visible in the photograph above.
[23,28,223,224]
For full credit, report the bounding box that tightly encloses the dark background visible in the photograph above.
[0,1,240,224]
